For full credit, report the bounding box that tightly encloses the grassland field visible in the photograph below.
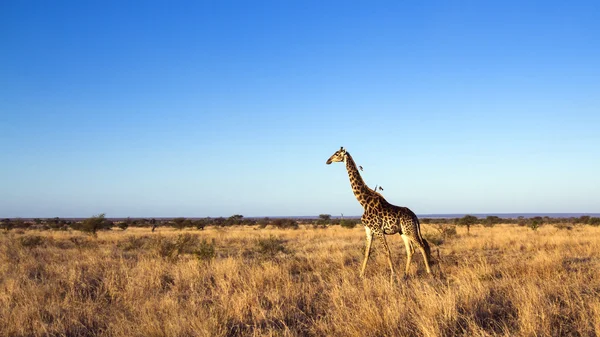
[1,224,600,337]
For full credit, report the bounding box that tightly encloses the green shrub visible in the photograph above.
[317,214,331,226]
[483,216,501,228]
[423,233,444,246]
[256,217,270,229]
[553,223,573,230]
[194,239,216,260]
[577,215,591,224]
[0,218,13,231]
[340,219,358,229]
[80,213,110,235]
[118,235,151,251]
[589,217,600,227]
[155,233,200,260]
[433,223,458,239]
[528,217,543,231]
[256,236,287,257]
[69,236,98,249]
[271,218,298,229]
[194,219,209,230]
[172,217,187,230]
[458,215,478,233]
[19,235,46,248]
[118,221,129,231]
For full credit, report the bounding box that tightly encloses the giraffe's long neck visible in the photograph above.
[345,153,376,208]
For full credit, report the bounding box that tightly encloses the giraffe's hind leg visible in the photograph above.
[360,226,374,277]
[401,234,413,278]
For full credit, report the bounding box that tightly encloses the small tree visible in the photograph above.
[150,218,158,232]
[1,218,13,231]
[528,217,543,231]
[81,213,108,235]
[588,217,600,227]
[226,214,244,226]
[172,217,187,230]
[118,218,129,231]
[458,215,478,233]
[272,218,298,229]
[182,219,193,228]
[194,218,208,230]
[12,218,26,229]
[483,215,501,228]
[212,217,226,227]
[340,218,358,229]
[257,217,270,229]
[317,214,331,226]
[577,216,591,225]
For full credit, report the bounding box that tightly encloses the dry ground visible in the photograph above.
[1,224,600,337]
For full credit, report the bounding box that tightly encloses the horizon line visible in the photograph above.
[4,212,600,220]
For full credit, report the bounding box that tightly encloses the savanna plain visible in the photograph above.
[2,224,600,337]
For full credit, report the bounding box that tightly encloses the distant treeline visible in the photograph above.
[1,214,599,233]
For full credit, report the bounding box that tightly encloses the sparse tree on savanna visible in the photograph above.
[0,218,12,231]
[172,217,187,230]
[212,217,226,227]
[194,218,208,230]
[257,217,270,228]
[271,218,299,229]
[588,217,600,226]
[226,214,244,226]
[484,215,501,228]
[340,218,358,229]
[11,218,26,229]
[529,216,543,231]
[118,217,131,231]
[317,214,331,226]
[577,215,591,225]
[80,213,109,236]
[458,214,478,233]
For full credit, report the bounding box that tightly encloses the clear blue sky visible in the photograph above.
[1,1,599,218]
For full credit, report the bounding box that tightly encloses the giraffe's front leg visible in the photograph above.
[360,226,373,277]
[375,231,397,282]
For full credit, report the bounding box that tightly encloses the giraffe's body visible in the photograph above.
[326,147,431,280]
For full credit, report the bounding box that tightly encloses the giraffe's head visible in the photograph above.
[326,147,347,165]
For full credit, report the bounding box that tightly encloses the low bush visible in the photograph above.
[194,239,216,260]
[340,219,359,229]
[19,235,46,248]
[256,235,287,257]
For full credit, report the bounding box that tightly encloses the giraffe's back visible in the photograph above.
[385,204,420,236]
[362,200,421,237]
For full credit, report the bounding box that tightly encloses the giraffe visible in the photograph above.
[326,147,432,280]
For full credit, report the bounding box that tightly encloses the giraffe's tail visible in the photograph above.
[415,216,435,266]
[422,238,435,265]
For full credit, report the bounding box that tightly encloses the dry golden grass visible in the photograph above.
[1,224,600,337]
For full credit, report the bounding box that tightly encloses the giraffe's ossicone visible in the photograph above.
[326,146,432,280]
